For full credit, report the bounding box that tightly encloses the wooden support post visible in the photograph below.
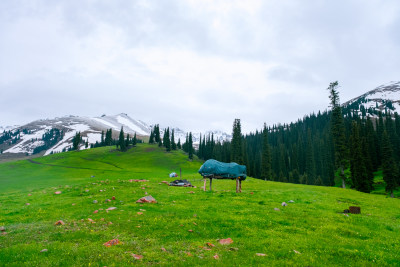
[239,179,242,193]
[203,178,206,191]
[236,177,239,193]
[210,178,213,191]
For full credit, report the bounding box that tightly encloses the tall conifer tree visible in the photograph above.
[261,123,272,180]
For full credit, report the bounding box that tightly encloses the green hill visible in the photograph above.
[0,144,399,266]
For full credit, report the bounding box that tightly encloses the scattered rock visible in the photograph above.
[139,209,146,211]
[85,189,89,192]
[289,200,295,203]
[206,242,215,247]
[193,222,197,225]
[103,239,120,247]
[229,247,239,251]
[161,247,167,252]
[219,238,233,245]
[1,232,7,235]
[93,210,98,214]
[130,179,149,182]
[108,222,113,225]
[93,200,98,204]
[185,252,193,257]
[0,226,5,232]
[202,247,212,251]
[132,254,143,260]
[188,229,193,232]
[213,254,219,259]
[72,203,76,206]
[282,202,287,207]
[161,181,169,184]
[137,212,143,215]
[54,220,65,226]
[274,208,280,211]
[193,214,197,217]
[256,253,266,256]
[28,194,32,196]
[106,207,117,211]
[293,250,301,254]
[25,203,30,206]
[250,192,254,195]
[112,196,116,200]
[88,218,95,224]
[136,195,157,204]
[54,191,62,195]
[187,191,195,194]
[91,175,95,178]
[349,206,361,214]
[40,249,48,253]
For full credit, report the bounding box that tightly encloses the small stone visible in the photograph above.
[93,210,98,214]
[256,253,266,256]
[193,222,197,225]
[213,254,219,259]
[28,194,32,196]
[40,249,48,253]
[161,247,167,252]
[250,192,254,195]
[139,209,146,211]
[187,191,195,194]
[289,200,294,203]
[206,242,215,247]
[282,202,287,207]
[219,238,233,245]
[106,207,117,211]
[103,239,120,247]
[132,254,143,260]
[54,191,62,195]
[274,208,280,211]
[0,226,5,232]
[25,203,30,206]
[85,189,89,192]
[188,229,193,232]
[72,203,76,206]
[112,196,116,200]
[293,250,301,254]
[88,218,95,223]
[229,247,239,251]
[136,195,157,204]
[137,212,143,215]
[54,220,65,226]
[93,200,98,204]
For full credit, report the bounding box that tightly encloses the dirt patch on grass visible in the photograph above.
[145,147,156,152]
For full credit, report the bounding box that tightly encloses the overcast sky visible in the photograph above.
[1,0,399,133]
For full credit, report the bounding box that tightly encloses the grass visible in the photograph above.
[1,144,400,266]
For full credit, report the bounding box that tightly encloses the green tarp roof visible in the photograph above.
[198,159,247,180]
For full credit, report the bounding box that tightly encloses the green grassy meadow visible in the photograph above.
[1,144,400,266]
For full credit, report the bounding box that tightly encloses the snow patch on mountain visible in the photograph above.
[116,115,148,135]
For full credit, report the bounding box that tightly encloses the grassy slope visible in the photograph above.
[0,144,400,266]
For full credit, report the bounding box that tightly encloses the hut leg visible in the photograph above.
[236,178,239,193]
[203,178,206,191]
[210,178,213,191]
[239,179,242,193]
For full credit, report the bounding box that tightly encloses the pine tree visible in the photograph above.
[231,119,243,164]
[328,81,348,188]
[171,129,176,150]
[177,138,181,149]
[305,129,316,184]
[260,124,272,180]
[188,132,194,160]
[72,132,81,151]
[133,133,137,146]
[101,130,105,146]
[125,134,130,148]
[382,130,398,197]
[119,127,126,151]
[149,130,154,144]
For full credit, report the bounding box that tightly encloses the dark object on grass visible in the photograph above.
[169,179,192,187]
[343,209,350,213]
[349,206,361,214]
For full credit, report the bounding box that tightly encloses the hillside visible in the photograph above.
[1,144,400,266]
[0,113,231,161]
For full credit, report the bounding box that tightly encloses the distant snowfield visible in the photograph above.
[4,127,51,154]
[116,115,148,135]
[93,118,119,130]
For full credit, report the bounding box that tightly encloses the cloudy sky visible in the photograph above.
[1,0,399,133]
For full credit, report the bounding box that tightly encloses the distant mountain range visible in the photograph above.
[0,113,231,157]
[343,81,400,116]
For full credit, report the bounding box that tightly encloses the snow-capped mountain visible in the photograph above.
[343,81,400,116]
[0,113,231,157]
